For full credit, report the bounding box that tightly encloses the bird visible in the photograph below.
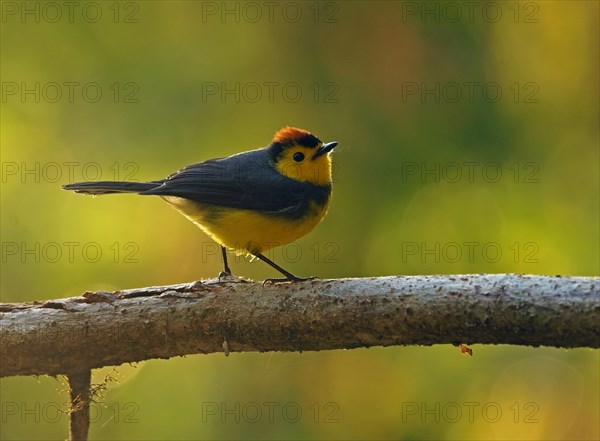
[62,127,338,282]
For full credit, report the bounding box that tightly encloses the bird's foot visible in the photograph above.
[218,270,234,282]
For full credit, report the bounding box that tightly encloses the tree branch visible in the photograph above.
[1,274,598,377]
[68,370,91,441]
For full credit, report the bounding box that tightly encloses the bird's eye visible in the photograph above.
[293,152,305,162]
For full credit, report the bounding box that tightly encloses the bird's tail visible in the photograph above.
[62,181,161,195]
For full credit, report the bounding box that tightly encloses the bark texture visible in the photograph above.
[1,274,598,378]
[68,370,91,441]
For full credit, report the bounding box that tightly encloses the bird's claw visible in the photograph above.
[218,270,234,282]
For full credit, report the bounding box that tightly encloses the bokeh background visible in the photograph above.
[1,1,598,439]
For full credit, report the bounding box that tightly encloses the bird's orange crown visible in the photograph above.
[273,127,321,148]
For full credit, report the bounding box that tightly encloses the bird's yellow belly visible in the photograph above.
[163,197,328,255]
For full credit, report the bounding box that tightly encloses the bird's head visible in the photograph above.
[268,127,337,186]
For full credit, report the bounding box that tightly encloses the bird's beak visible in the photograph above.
[313,141,338,159]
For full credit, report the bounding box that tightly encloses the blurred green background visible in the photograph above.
[1,1,598,440]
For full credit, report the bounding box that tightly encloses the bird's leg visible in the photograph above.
[252,252,316,284]
[218,246,233,280]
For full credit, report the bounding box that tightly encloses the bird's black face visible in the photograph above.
[269,127,337,185]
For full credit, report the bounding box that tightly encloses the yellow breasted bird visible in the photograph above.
[62,127,337,282]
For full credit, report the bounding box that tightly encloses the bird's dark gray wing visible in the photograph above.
[140,149,316,217]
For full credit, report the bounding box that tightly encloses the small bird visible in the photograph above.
[62,127,338,282]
